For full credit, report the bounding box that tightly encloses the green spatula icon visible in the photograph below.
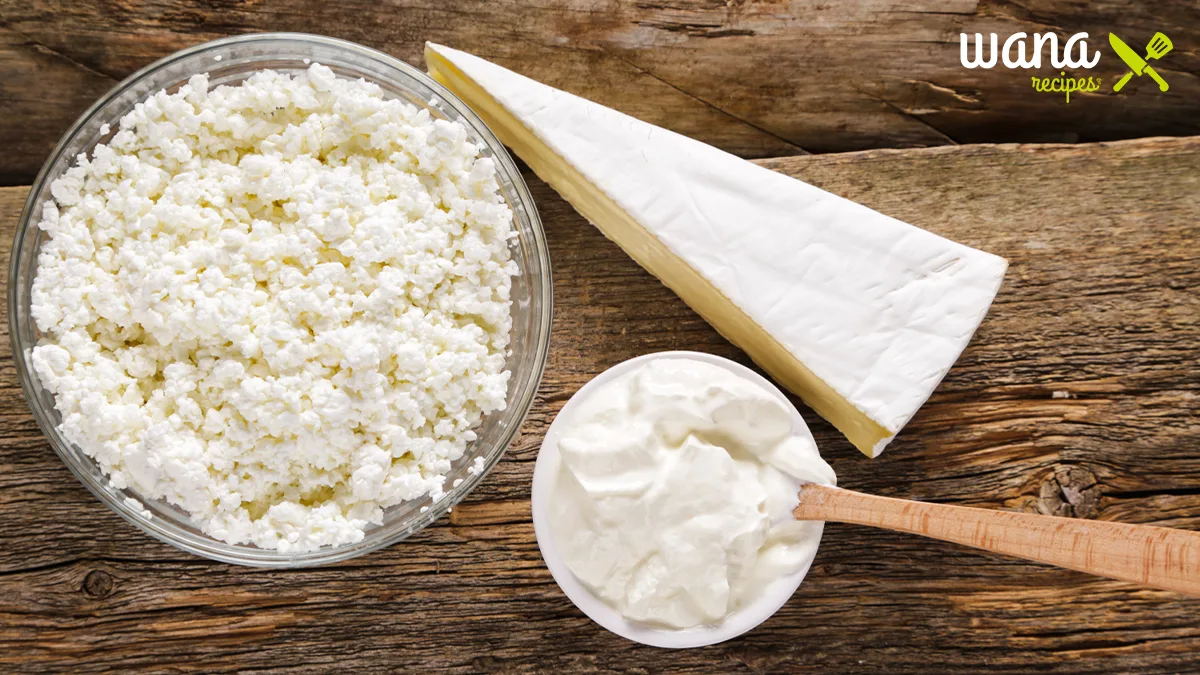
[1111,32,1172,92]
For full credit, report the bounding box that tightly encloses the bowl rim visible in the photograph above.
[8,32,553,567]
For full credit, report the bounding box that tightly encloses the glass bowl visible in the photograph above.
[7,33,552,567]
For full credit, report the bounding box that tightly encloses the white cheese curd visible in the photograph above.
[550,358,836,629]
[30,64,517,552]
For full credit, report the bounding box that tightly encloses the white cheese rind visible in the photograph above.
[427,44,1007,456]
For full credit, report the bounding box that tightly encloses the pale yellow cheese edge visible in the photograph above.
[426,46,891,457]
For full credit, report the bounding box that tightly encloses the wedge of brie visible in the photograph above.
[426,43,1007,457]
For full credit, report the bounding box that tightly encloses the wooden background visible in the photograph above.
[1,1,1198,673]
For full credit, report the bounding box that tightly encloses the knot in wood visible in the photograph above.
[82,570,114,599]
[1037,466,1100,519]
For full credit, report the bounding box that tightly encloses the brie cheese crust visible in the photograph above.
[427,43,1007,456]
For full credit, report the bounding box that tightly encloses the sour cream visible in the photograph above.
[548,357,836,629]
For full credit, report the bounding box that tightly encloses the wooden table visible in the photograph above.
[1,3,1197,673]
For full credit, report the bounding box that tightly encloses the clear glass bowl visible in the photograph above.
[7,33,552,567]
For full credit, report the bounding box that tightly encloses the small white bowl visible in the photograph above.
[531,350,826,648]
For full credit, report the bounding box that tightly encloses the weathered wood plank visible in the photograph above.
[1,0,1199,185]
[0,137,1197,673]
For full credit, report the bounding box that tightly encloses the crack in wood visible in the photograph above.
[599,47,810,155]
[11,35,119,83]
[1036,466,1101,518]
[855,86,961,145]
[636,20,757,38]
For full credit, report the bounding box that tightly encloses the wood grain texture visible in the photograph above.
[2,0,1200,185]
[794,484,1200,596]
[0,136,1198,673]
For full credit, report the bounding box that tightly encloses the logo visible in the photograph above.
[959,32,1100,70]
[1110,32,1172,92]
[959,30,1175,101]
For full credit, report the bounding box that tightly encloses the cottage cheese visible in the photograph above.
[30,65,517,551]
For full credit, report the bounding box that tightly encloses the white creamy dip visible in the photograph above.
[549,357,836,629]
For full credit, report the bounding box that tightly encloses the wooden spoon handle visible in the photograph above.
[794,484,1200,596]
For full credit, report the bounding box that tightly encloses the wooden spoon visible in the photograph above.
[794,484,1200,596]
